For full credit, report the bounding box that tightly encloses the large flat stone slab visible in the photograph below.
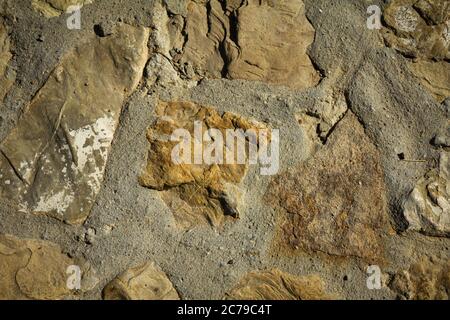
[0,24,149,224]
[266,112,390,263]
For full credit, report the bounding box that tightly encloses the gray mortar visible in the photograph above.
[0,0,449,300]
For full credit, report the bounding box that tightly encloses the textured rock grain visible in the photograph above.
[140,100,269,228]
[267,112,390,263]
[390,257,450,300]
[103,262,180,300]
[403,152,450,237]
[225,269,335,300]
[177,0,320,89]
[0,18,14,102]
[0,24,149,224]
[382,0,450,102]
[0,234,74,300]
[32,0,94,17]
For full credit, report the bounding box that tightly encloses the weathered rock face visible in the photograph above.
[0,234,74,300]
[266,112,389,263]
[170,0,320,89]
[403,152,450,237]
[0,24,149,224]
[295,83,348,147]
[140,100,269,229]
[390,258,450,300]
[382,0,450,102]
[103,262,180,300]
[32,0,94,17]
[225,269,335,300]
[164,0,188,16]
[383,0,449,60]
[408,60,450,102]
[0,18,14,102]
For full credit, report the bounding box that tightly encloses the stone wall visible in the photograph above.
[0,0,448,300]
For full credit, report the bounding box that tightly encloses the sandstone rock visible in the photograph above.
[444,98,450,116]
[0,18,15,102]
[150,1,185,57]
[146,1,195,91]
[226,0,320,89]
[266,112,389,263]
[295,84,348,146]
[180,0,226,80]
[383,0,449,60]
[145,53,187,90]
[0,234,74,300]
[432,125,450,147]
[177,0,320,89]
[0,24,149,224]
[32,0,93,17]
[103,262,180,300]
[403,152,450,237]
[164,0,187,16]
[382,0,450,102]
[347,47,447,232]
[390,257,450,300]
[139,100,269,229]
[408,59,450,103]
[225,269,335,300]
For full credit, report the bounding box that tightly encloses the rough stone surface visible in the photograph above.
[382,0,450,102]
[382,0,449,60]
[0,234,74,300]
[408,60,450,103]
[0,0,449,301]
[103,262,180,300]
[390,257,450,300]
[139,100,268,229]
[0,24,149,224]
[225,269,335,300]
[403,152,450,237]
[266,112,390,263]
[176,0,320,89]
[347,47,447,232]
[0,18,14,102]
[32,0,94,17]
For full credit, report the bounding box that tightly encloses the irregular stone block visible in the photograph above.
[383,0,449,60]
[180,0,226,79]
[139,100,270,229]
[164,0,187,16]
[32,0,94,17]
[103,262,180,300]
[390,257,450,300]
[0,234,74,300]
[226,0,320,89]
[177,0,320,89]
[295,84,348,146]
[347,47,447,232]
[266,112,389,263]
[403,152,450,237]
[225,269,335,300]
[408,60,450,102]
[0,24,149,224]
[382,0,450,102]
[0,18,15,102]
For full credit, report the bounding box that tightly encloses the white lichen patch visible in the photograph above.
[69,115,116,193]
[394,6,418,33]
[30,188,75,216]
[18,161,33,183]
[69,116,116,171]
